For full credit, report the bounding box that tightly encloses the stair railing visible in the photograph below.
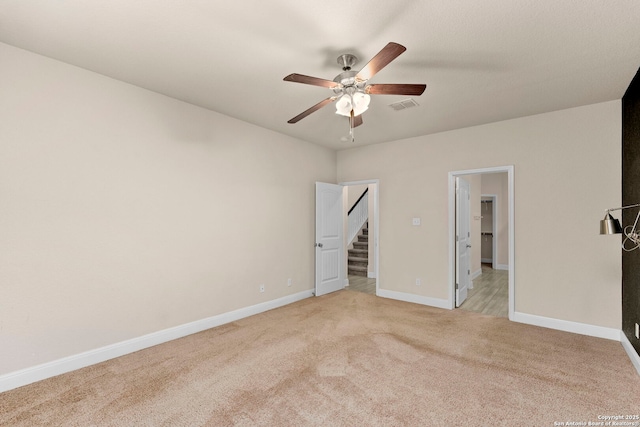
[348,188,368,245]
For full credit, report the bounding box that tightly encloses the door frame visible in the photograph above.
[448,166,514,320]
[339,179,380,295]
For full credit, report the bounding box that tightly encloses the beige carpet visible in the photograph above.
[1,290,639,426]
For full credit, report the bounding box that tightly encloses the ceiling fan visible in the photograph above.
[283,42,426,139]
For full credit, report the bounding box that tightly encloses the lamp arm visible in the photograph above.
[604,204,640,232]
[605,203,640,214]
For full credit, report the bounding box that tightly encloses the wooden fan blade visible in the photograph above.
[366,83,426,96]
[283,73,339,88]
[287,97,337,124]
[356,42,406,82]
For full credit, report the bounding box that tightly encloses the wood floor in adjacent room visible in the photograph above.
[460,263,508,317]
[348,265,507,317]
[347,275,376,295]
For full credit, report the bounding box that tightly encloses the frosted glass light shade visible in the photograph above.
[335,92,370,117]
[335,95,352,116]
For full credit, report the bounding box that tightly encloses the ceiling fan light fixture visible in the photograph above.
[335,94,352,116]
[335,92,370,117]
[352,92,370,115]
[284,42,426,126]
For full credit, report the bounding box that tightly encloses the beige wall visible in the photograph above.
[337,100,622,329]
[481,173,509,268]
[0,43,336,374]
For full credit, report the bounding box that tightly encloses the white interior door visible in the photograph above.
[456,177,471,307]
[315,182,345,296]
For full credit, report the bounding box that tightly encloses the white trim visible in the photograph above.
[512,311,620,341]
[0,290,313,393]
[340,179,380,296]
[367,272,376,279]
[495,264,509,271]
[378,289,450,310]
[448,166,515,320]
[471,268,482,280]
[621,331,640,377]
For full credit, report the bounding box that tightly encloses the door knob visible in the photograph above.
[315,243,323,248]
[466,244,472,248]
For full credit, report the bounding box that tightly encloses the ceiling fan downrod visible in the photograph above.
[337,54,358,71]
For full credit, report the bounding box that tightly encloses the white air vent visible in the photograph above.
[389,98,419,111]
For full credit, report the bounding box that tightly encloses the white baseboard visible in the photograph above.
[471,269,482,280]
[0,290,313,394]
[481,258,493,264]
[511,311,620,341]
[377,289,450,310]
[621,331,640,377]
[367,272,376,279]
[496,264,509,271]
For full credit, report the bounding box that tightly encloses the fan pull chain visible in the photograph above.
[349,109,355,143]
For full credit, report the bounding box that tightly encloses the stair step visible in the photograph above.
[358,235,368,242]
[348,265,368,276]
[353,241,367,248]
[348,249,368,258]
[348,257,368,267]
[362,228,368,235]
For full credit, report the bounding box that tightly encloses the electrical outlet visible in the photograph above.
[412,218,421,226]
[416,278,421,286]
[259,284,265,293]
[287,278,292,287]
[636,323,639,339]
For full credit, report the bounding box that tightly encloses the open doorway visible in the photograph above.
[341,180,379,296]
[314,180,379,297]
[448,166,514,319]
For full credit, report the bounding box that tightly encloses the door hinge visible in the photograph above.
[468,269,470,275]
[456,235,459,242]
[455,282,459,290]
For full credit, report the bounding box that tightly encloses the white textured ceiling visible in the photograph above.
[1,1,639,150]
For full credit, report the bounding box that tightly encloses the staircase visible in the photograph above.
[348,225,368,277]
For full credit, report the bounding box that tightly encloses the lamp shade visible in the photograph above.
[600,213,623,235]
[351,92,370,116]
[335,92,370,117]
[335,95,352,116]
